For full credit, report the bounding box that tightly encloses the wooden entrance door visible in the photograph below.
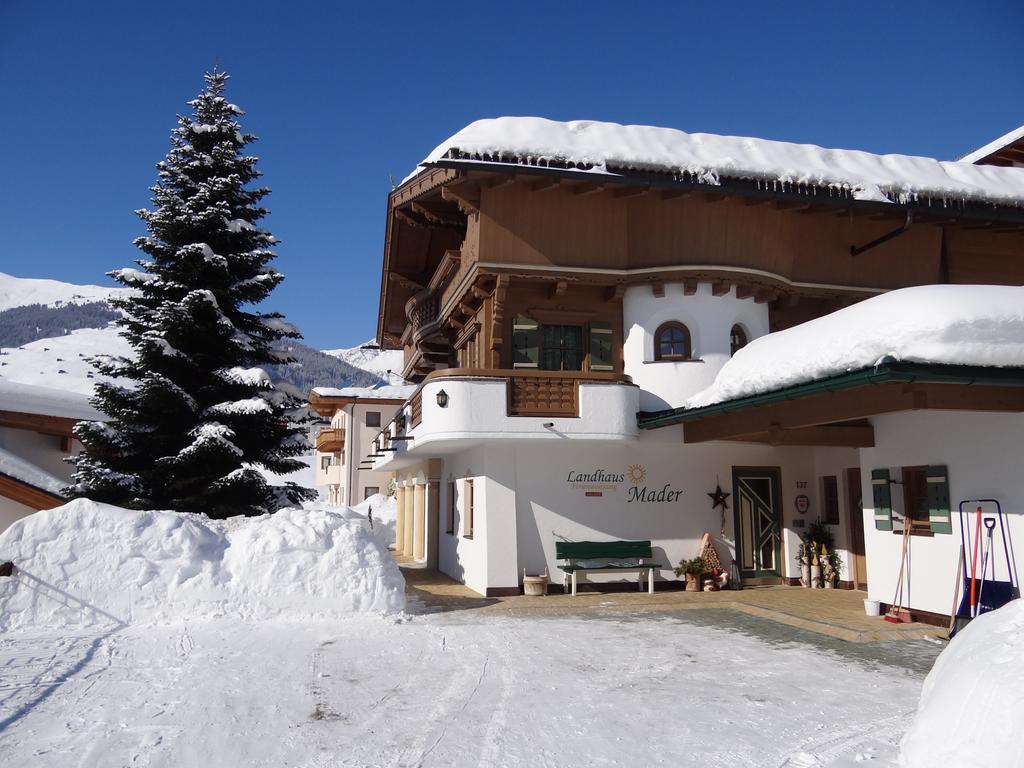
[845,467,867,590]
[733,467,783,582]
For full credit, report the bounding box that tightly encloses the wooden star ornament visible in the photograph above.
[708,483,730,536]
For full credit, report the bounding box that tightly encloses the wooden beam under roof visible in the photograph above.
[611,186,649,199]
[710,281,730,296]
[572,183,605,196]
[529,177,561,192]
[731,421,875,448]
[482,174,516,190]
[0,410,78,438]
[660,189,693,201]
[682,279,698,295]
[441,181,481,212]
[681,382,1024,444]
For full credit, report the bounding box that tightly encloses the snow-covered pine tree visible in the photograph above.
[68,69,317,517]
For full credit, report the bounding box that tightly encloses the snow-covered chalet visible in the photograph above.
[361,116,1024,624]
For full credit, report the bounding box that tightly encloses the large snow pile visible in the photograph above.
[900,600,1024,767]
[688,284,1024,408]
[0,271,127,312]
[410,116,1024,206]
[0,499,405,631]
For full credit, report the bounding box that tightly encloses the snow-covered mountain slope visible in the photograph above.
[0,326,128,395]
[0,271,126,312]
[322,340,404,381]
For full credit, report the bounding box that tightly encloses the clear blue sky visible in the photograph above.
[1,0,1021,349]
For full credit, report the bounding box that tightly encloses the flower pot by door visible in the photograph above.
[684,573,702,592]
[800,563,811,588]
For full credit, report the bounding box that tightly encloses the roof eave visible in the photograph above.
[422,158,1024,225]
[638,362,1024,430]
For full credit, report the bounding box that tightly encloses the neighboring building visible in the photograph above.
[0,380,98,531]
[960,122,1024,166]
[363,116,1024,617]
[309,384,415,507]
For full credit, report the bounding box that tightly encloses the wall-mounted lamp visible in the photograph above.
[436,389,449,408]
[542,422,555,428]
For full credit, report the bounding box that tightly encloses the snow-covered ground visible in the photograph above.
[0,608,927,767]
[0,498,940,767]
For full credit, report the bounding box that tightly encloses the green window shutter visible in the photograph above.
[871,468,893,531]
[512,316,539,368]
[589,321,613,371]
[926,465,952,534]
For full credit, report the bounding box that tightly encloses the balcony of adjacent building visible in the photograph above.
[315,427,345,453]
[365,368,640,470]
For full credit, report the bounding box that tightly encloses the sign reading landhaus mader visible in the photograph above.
[566,465,684,503]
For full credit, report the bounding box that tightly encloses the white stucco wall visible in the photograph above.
[623,281,770,411]
[0,497,37,535]
[860,411,1024,616]
[0,427,76,483]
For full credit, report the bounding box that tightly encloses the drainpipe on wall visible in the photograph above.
[344,403,355,508]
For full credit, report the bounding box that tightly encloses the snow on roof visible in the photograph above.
[0,379,101,421]
[409,117,1024,207]
[312,384,417,401]
[687,285,1024,409]
[959,123,1024,164]
[0,445,66,496]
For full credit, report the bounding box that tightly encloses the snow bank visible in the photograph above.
[409,117,1024,206]
[0,499,405,631]
[900,600,1024,767]
[354,492,398,549]
[688,284,1024,408]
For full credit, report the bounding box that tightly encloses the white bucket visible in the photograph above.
[523,568,549,596]
[864,598,881,617]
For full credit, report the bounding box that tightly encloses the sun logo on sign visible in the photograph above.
[627,464,647,484]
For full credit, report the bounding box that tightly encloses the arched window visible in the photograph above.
[654,321,692,361]
[730,324,749,356]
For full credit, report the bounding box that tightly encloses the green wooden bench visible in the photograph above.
[555,540,661,596]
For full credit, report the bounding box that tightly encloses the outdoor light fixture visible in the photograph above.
[436,389,449,408]
[543,422,555,428]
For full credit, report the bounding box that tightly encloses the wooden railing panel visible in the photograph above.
[315,428,345,452]
[410,392,423,428]
[508,375,579,417]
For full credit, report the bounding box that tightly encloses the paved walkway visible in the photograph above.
[399,562,945,643]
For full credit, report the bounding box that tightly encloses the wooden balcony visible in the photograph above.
[315,428,345,453]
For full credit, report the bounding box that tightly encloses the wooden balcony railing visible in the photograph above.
[315,428,345,453]
[507,373,579,416]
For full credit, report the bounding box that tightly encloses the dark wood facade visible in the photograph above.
[378,160,1024,382]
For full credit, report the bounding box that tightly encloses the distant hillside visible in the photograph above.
[0,271,126,312]
[0,273,391,397]
[0,301,120,348]
[269,342,386,394]
[322,341,404,379]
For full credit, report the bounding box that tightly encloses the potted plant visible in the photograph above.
[674,557,707,592]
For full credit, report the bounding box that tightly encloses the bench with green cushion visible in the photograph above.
[555,540,662,595]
